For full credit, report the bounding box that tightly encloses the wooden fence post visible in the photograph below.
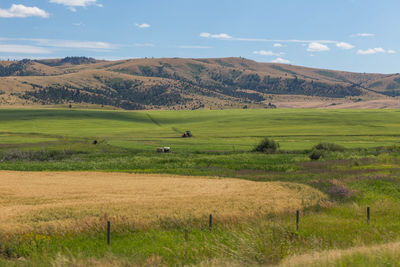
[107,221,111,245]
[296,210,300,231]
[367,207,370,224]
[209,214,213,231]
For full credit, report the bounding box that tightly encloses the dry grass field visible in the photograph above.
[276,98,400,109]
[278,241,400,267]
[195,242,400,267]
[0,171,325,234]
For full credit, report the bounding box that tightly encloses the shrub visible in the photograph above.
[375,145,400,154]
[253,138,279,153]
[0,149,80,162]
[326,184,353,200]
[309,149,323,160]
[313,142,345,152]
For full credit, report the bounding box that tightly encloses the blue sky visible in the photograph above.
[0,0,399,73]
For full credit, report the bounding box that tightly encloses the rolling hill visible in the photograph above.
[0,57,399,109]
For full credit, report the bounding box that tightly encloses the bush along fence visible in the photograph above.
[104,208,372,246]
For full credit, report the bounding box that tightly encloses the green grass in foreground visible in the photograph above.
[2,198,400,266]
[1,108,400,266]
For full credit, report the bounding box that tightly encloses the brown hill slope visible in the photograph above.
[0,57,399,109]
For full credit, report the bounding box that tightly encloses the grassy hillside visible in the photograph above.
[0,57,399,110]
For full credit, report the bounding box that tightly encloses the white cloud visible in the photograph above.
[307,42,330,52]
[0,38,118,51]
[272,57,290,64]
[49,0,99,7]
[49,0,102,11]
[31,39,116,50]
[357,47,384,55]
[253,50,283,56]
[200,32,232,39]
[178,45,211,49]
[0,4,49,18]
[0,44,50,54]
[357,48,375,55]
[199,32,354,52]
[356,47,394,55]
[351,33,375,37]
[135,23,151,29]
[199,32,343,44]
[201,32,360,54]
[336,42,354,50]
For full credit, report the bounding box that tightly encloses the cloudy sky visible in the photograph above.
[0,0,399,73]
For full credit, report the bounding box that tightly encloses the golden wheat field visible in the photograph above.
[0,171,325,233]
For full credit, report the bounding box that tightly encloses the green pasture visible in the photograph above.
[0,108,399,151]
[0,134,57,144]
[1,108,400,266]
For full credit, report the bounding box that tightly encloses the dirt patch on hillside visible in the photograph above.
[276,98,400,109]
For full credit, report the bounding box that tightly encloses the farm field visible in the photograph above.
[0,108,400,151]
[0,171,324,234]
[0,108,400,266]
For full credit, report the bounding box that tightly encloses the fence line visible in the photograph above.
[103,208,373,245]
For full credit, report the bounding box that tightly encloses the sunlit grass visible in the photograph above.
[0,171,325,234]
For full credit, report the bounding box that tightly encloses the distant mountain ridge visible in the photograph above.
[35,57,99,67]
[0,57,399,109]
